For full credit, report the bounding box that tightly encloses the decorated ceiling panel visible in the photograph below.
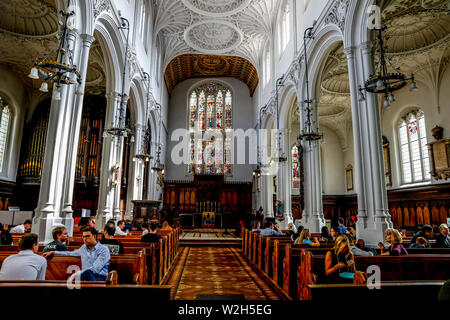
[153,0,280,70]
[164,54,259,96]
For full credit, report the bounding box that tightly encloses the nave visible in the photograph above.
[167,246,281,300]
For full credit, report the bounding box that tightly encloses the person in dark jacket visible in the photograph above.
[409,224,432,248]
[435,224,450,248]
[141,222,161,242]
[0,223,12,245]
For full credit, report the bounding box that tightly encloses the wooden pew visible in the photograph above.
[0,281,171,303]
[0,250,148,284]
[263,236,291,277]
[298,252,450,300]
[282,246,330,298]
[307,280,445,301]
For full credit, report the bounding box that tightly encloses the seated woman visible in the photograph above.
[161,221,173,231]
[319,226,333,242]
[378,229,408,256]
[285,223,296,237]
[295,228,320,247]
[324,235,357,283]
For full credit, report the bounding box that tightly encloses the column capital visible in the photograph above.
[67,28,80,39]
[359,41,372,55]
[343,46,355,59]
[80,33,96,46]
[105,91,121,102]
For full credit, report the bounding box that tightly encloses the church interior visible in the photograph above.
[0,0,449,305]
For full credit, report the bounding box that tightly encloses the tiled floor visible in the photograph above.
[167,247,281,300]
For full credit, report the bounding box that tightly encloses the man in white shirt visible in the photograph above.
[115,220,129,236]
[10,219,32,234]
[0,233,47,280]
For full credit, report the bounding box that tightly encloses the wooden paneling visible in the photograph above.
[318,184,450,228]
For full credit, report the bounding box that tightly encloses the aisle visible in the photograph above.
[167,247,281,300]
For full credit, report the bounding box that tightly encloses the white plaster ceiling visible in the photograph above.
[153,0,280,70]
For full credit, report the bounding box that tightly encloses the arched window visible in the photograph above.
[0,96,11,172]
[292,145,300,189]
[187,82,232,175]
[398,110,430,184]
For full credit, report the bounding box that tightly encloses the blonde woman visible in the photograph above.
[378,229,408,256]
[324,235,356,283]
[161,221,173,231]
[295,228,320,247]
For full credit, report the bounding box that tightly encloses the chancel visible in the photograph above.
[0,0,449,305]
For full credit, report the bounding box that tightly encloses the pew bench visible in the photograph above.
[298,252,450,300]
[0,281,171,303]
[0,250,147,284]
[307,281,445,301]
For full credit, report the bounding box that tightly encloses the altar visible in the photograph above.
[132,200,162,222]
[179,212,224,228]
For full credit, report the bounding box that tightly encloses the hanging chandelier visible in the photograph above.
[28,0,81,100]
[298,25,323,143]
[133,72,153,163]
[104,14,132,137]
[358,0,418,108]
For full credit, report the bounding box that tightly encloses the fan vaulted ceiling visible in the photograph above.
[153,0,280,83]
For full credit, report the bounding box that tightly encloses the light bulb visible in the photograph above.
[376,79,385,91]
[130,135,135,143]
[39,82,49,93]
[132,157,136,162]
[28,67,39,79]
[69,72,78,84]
[410,81,418,92]
[145,157,149,162]
[388,93,395,103]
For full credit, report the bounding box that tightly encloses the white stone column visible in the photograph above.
[60,33,96,236]
[302,139,325,232]
[32,30,82,243]
[125,123,144,219]
[353,42,393,245]
[344,46,367,227]
[278,130,293,228]
[95,92,121,231]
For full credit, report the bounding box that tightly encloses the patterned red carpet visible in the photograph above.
[167,247,281,300]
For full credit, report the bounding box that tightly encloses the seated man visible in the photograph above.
[337,218,347,235]
[141,222,161,242]
[115,220,129,236]
[100,223,124,255]
[43,226,69,252]
[436,224,450,248]
[0,233,47,280]
[10,219,32,234]
[260,222,283,236]
[43,227,110,281]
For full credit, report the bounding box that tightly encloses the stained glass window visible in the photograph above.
[187,83,232,175]
[398,110,430,184]
[292,145,300,189]
[0,97,10,173]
